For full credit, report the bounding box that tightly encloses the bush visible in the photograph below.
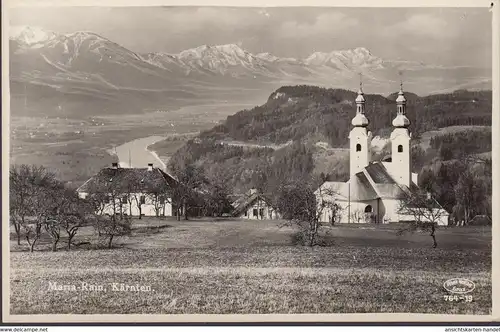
[290,231,307,246]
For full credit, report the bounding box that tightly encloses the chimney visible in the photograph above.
[111,162,119,169]
[147,163,153,171]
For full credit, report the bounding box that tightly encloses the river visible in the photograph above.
[108,135,167,170]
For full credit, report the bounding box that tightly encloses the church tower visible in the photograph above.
[349,81,372,177]
[390,82,412,187]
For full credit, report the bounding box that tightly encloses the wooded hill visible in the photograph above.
[168,86,492,205]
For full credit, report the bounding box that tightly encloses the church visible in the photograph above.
[315,83,449,225]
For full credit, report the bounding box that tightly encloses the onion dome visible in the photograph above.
[392,81,409,128]
[352,83,368,127]
[355,86,365,103]
[352,113,369,127]
[392,114,410,128]
[396,83,406,104]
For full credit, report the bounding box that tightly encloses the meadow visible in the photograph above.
[9,219,492,315]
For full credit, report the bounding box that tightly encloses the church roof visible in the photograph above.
[350,172,380,200]
[364,163,396,184]
[371,183,407,199]
[317,162,414,202]
[318,172,378,202]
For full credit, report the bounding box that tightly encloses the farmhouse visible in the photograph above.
[77,162,178,217]
[232,188,280,220]
[315,83,449,225]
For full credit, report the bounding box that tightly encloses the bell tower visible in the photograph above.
[348,77,372,177]
[390,78,412,187]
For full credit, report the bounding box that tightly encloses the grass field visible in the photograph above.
[9,219,491,315]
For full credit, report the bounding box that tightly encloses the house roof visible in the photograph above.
[231,190,273,217]
[77,167,178,193]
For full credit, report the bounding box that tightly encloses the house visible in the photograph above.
[232,188,280,220]
[77,162,178,217]
[315,82,449,225]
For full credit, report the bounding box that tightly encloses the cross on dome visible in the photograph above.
[355,73,365,103]
[396,72,407,104]
[393,71,410,128]
[352,73,369,127]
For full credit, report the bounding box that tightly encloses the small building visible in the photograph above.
[232,188,280,220]
[77,162,178,217]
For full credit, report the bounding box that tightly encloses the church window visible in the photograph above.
[398,145,403,153]
[356,144,361,152]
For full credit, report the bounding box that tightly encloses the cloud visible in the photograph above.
[277,12,358,39]
[386,14,459,39]
[158,7,268,32]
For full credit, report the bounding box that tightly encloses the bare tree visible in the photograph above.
[131,194,145,219]
[452,167,488,226]
[85,173,134,248]
[10,165,58,252]
[93,213,132,249]
[145,179,173,219]
[276,181,340,247]
[397,188,448,248]
[43,182,66,252]
[56,188,92,250]
[119,171,141,218]
[329,202,342,225]
[9,165,33,245]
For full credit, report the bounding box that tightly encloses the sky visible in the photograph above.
[9,6,493,67]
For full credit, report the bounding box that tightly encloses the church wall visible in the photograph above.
[390,128,411,187]
[349,127,372,177]
[379,198,401,223]
[321,199,381,224]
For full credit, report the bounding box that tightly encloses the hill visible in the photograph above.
[168,86,492,195]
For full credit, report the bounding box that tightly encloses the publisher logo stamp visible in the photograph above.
[443,278,475,302]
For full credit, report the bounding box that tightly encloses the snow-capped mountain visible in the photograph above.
[9,26,492,108]
[305,47,384,70]
[10,25,57,46]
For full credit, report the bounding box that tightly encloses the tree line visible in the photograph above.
[10,164,234,252]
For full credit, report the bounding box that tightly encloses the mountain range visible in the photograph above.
[9,26,492,117]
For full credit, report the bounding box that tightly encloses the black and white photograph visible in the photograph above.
[2,1,496,321]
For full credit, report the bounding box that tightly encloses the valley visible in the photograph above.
[8,26,493,193]
[9,100,256,187]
